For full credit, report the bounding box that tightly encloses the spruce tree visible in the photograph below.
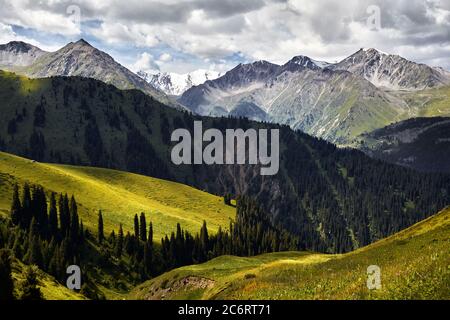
[98,211,104,243]
[0,249,14,300]
[20,266,43,300]
[124,232,133,256]
[139,212,147,242]
[21,184,32,228]
[10,184,22,226]
[200,220,209,256]
[79,220,85,242]
[58,194,70,236]
[116,224,124,257]
[134,214,139,240]
[148,222,153,246]
[58,194,65,233]
[63,194,70,236]
[32,186,48,236]
[143,242,152,276]
[69,196,79,243]
[48,193,58,236]
[109,230,116,246]
[27,219,44,269]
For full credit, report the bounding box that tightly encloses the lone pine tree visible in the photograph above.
[98,211,104,243]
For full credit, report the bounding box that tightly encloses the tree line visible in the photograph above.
[0,183,298,300]
[99,196,299,277]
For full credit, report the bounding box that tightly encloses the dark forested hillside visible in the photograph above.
[354,117,450,173]
[0,70,449,253]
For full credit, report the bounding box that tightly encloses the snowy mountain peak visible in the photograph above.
[143,69,222,96]
[283,55,330,71]
[361,48,389,56]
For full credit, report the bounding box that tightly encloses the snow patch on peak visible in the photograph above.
[311,59,331,69]
[362,48,389,56]
[142,69,222,96]
[286,56,330,70]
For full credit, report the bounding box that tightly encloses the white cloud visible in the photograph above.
[130,52,160,73]
[0,0,449,70]
[0,22,17,44]
[0,22,61,52]
[90,22,159,47]
[159,53,172,62]
[0,0,81,36]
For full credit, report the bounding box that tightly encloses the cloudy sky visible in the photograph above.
[1,0,449,75]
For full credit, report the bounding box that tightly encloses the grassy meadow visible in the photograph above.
[0,151,235,241]
[130,207,450,300]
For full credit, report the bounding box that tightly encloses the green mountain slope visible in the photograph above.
[0,70,449,253]
[354,117,450,173]
[0,151,235,240]
[399,84,450,117]
[130,207,450,300]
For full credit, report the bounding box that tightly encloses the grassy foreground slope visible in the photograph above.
[11,260,86,300]
[0,151,235,240]
[130,207,450,300]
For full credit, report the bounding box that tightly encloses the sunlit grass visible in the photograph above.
[0,151,235,241]
[11,259,86,300]
[130,207,450,300]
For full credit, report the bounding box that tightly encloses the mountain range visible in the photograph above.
[1,39,450,170]
[329,48,450,90]
[0,39,179,109]
[139,69,221,96]
[179,49,450,144]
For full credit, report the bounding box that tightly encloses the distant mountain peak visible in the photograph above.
[144,69,222,96]
[0,39,179,109]
[332,48,450,90]
[0,41,47,67]
[75,38,90,45]
[233,60,278,71]
[283,55,330,71]
[360,47,389,55]
[64,38,95,51]
[1,41,45,53]
[253,60,273,66]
